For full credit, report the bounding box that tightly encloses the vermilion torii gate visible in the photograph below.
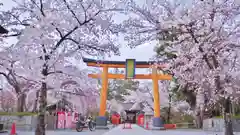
[83,58,172,129]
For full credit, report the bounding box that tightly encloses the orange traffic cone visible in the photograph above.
[10,122,17,135]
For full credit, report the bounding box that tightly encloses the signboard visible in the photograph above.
[125,59,136,79]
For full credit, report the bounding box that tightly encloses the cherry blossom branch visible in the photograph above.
[62,0,100,26]
[65,37,105,52]
[49,26,78,56]
[62,0,83,25]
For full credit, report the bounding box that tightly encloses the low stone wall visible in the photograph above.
[0,115,57,131]
[176,123,195,129]
[203,118,240,132]
[0,116,37,131]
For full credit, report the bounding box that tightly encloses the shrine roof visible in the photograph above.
[0,25,8,34]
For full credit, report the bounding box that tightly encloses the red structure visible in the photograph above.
[111,113,121,125]
[137,114,144,126]
[57,111,65,129]
[164,124,176,129]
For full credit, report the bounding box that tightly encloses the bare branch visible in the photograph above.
[55,28,63,38]
[47,70,63,75]
[39,0,45,16]
[2,33,22,37]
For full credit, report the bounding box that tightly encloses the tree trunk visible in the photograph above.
[32,90,40,112]
[194,109,203,129]
[17,93,26,112]
[167,95,172,123]
[224,112,234,135]
[194,115,202,128]
[35,66,48,135]
[223,97,234,135]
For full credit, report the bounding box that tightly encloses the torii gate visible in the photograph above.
[83,58,172,129]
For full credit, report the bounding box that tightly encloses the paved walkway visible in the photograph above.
[105,124,237,135]
[103,124,155,135]
[1,125,239,135]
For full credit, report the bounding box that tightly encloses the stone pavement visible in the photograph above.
[0,130,107,135]
[1,124,240,135]
[103,124,155,135]
[151,129,240,135]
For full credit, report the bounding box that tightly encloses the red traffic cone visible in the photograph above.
[146,122,149,130]
[10,122,17,135]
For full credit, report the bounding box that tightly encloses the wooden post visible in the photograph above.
[152,67,160,117]
[99,66,108,116]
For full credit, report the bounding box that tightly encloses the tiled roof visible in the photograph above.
[0,25,8,34]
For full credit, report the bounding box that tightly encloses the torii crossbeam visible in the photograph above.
[83,57,172,129]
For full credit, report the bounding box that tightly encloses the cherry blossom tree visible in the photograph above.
[2,0,128,134]
[113,0,239,134]
[25,67,99,113]
[0,90,16,112]
[0,48,41,112]
[123,81,170,112]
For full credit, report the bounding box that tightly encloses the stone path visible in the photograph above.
[0,130,107,135]
[151,128,240,135]
[103,124,155,135]
[1,124,239,135]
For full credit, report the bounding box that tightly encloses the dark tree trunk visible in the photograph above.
[223,97,234,135]
[17,93,26,112]
[224,113,234,135]
[35,65,48,135]
[32,90,40,112]
[167,94,172,123]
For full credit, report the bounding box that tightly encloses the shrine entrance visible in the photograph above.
[125,110,139,124]
[83,58,172,129]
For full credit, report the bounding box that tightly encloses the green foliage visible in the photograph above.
[98,68,139,101]
[160,107,194,124]
[0,112,38,116]
[214,115,240,119]
[154,44,177,60]
[154,27,179,61]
